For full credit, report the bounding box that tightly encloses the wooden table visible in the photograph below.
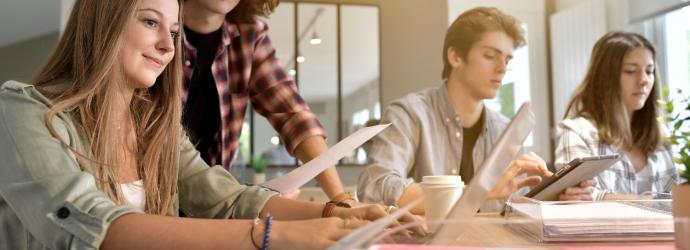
[292,190,677,249]
[438,214,675,249]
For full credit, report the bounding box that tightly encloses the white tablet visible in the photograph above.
[526,154,620,201]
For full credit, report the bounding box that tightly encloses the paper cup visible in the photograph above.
[420,175,464,232]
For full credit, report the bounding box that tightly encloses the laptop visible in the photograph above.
[431,101,535,244]
[329,102,536,249]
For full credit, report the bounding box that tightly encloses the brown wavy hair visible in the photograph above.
[226,0,279,24]
[31,0,183,215]
[564,31,664,154]
[442,7,525,79]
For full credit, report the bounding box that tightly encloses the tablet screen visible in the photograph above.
[526,154,620,200]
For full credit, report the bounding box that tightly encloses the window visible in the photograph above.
[633,5,690,127]
[485,25,533,146]
[238,2,381,172]
[661,6,690,145]
[632,4,690,163]
[662,6,690,100]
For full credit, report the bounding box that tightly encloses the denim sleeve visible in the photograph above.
[177,133,279,219]
[357,102,418,205]
[0,83,142,249]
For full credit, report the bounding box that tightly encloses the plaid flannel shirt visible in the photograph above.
[555,117,679,200]
[182,18,325,170]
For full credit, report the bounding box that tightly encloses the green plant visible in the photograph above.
[659,87,690,184]
[250,156,268,174]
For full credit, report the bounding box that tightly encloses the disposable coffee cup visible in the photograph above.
[420,175,464,232]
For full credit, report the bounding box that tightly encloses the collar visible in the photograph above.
[437,82,488,133]
[438,82,460,126]
[182,20,240,51]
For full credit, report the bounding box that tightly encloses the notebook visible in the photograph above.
[507,199,674,242]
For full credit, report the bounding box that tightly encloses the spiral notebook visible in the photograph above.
[507,199,674,242]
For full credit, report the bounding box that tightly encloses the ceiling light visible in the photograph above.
[309,31,322,45]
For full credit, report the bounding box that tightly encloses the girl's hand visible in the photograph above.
[558,179,596,201]
[333,204,426,236]
[270,217,367,249]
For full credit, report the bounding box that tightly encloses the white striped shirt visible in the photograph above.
[555,117,679,200]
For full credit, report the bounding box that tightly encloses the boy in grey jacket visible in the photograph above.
[358,7,552,214]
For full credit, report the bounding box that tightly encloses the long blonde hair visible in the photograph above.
[32,0,183,215]
[564,31,663,155]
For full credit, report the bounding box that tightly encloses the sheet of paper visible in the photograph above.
[261,124,390,193]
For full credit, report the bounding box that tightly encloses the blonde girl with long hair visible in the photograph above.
[0,0,420,249]
[555,31,679,201]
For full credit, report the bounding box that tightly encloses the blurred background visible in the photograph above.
[2,0,688,200]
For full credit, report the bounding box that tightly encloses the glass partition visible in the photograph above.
[238,2,381,170]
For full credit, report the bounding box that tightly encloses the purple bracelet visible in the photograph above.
[262,215,273,250]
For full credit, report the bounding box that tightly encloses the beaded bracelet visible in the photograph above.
[262,215,273,250]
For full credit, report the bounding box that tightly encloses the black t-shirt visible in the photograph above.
[459,108,485,183]
[182,27,222,163]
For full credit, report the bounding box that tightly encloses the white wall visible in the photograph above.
[0,32,58,83]
[550,0,607,126]
[554,0,580,11]
[0,0,59,47]
[60,0,75,34]
[628,0,689,23]
[555,0,689,30]
[379,0,448,106]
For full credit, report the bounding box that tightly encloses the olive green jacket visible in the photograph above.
[0,80,278,249]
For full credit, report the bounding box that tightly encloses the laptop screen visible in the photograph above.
[431,102,535,244]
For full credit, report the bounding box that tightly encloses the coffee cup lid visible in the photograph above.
[421,175,464,185]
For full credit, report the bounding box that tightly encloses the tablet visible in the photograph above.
[526,154,620,201]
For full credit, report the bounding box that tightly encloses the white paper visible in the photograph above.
[261,124,390,193]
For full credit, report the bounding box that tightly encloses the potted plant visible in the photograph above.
[250,156,268,184]
[659,87,690,249]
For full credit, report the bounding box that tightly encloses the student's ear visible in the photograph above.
[447,47,465,68]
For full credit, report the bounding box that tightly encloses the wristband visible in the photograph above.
[250,218,262,250]
[322,202,337,218]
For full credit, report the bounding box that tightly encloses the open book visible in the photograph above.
[506,197,674,242]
